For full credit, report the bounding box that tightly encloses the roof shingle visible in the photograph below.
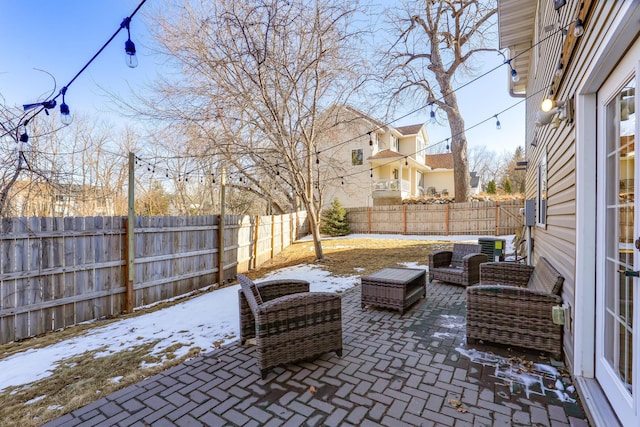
[425,153,454,169]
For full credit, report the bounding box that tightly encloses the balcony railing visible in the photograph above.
[372,179,411,194]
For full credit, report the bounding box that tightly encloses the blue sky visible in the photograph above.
[0,1,152,122]
[0,1,525,154]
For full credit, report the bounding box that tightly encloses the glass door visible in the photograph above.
[596,57,638,426]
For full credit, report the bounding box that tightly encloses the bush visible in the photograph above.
[320,198,350,236]
[503,177,512,194]
[486,180,497,194]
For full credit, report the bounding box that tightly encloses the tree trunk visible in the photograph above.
[448,112,471,202]
[307,207,324,260]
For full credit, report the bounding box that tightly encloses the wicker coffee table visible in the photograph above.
[361,267,426,314]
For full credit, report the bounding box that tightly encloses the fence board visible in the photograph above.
[0,211,308,344]
[347,201,523,236]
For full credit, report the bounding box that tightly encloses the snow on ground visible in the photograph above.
[0,234,514,394]
[455,346,576,403]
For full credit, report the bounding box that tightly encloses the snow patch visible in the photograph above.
[456,347,576,402]
[25,395,47,405]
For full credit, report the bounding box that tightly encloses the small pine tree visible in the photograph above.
[503,177,513,194]
[320,198,350,236]
[486,180,497,195]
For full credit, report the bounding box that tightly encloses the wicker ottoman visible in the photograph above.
[361,267,427,314]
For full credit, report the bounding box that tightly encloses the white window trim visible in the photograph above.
[537,151,547,227]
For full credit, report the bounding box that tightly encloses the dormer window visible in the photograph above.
[391,135,399,151]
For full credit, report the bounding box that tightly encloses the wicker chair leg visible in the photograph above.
[336,349,342,357]
[260,369,268,380]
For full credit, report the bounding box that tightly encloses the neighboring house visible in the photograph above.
[318,105,457,208]
[7,181,116,217]
[469,171,481,195]
[498,1,639,425]
[423,153,454,197]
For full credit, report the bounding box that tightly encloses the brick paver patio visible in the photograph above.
[45,280,589,426]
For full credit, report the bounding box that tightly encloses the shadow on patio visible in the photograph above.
[46,281,589,427]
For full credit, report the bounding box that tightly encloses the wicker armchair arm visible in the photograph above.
[429,250,453,268]
[463,253,488,269]
[480,262,534,287]
[467,284,562,304]
[256,279,310,302]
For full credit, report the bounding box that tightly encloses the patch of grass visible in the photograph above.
[0,342,163,426]
[0,236,452,426]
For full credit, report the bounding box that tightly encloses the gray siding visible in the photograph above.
[523,0,625,369]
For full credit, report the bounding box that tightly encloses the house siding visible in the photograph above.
[317,106,436,209]
[523,0,625,371]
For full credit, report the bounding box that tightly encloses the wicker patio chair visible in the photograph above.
[237,274,343,379]
[466,257,564,357]
[428,243,487,286]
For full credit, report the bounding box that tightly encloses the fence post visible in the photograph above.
[403,204,407,234]
[125,152,135,313]
[271,215,275,258]
[445,203,450,235]
[218,169,226,285]
[289,213,293,246]
[495,201,500,236]
[253,215,259,269]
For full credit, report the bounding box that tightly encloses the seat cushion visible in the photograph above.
[450,243,482,268]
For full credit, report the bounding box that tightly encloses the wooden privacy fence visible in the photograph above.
[347,200,524,235]
[0,211,308,344]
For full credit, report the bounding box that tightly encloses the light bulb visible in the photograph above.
[511,68,520,82]
[555,62,563,78]
[430,109,436,124]
[573,19,584,37]
[125,39,138,68]
[495,117,501,130]
[541,98,555,112]
[60,102,72,125]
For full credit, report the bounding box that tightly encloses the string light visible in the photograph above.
[368,132,373,146]
[59,86,72,125]
[505,59,519,83]
[445,138,450,151]
[429,103,436,124]
[573,18,584,37]
[555,60,563,78]
[494,114,501,130]
[121,17,138,68]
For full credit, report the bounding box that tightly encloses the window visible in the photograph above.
[351,148,363,165]
[537,152,547,226]
[391,135,399,151]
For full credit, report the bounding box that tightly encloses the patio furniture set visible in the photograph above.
[238,242,565,378]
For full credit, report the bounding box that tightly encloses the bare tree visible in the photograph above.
[504,145,525,194]
[382,0,497,201]
[0,103,67,217]
[145,0,370,259]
